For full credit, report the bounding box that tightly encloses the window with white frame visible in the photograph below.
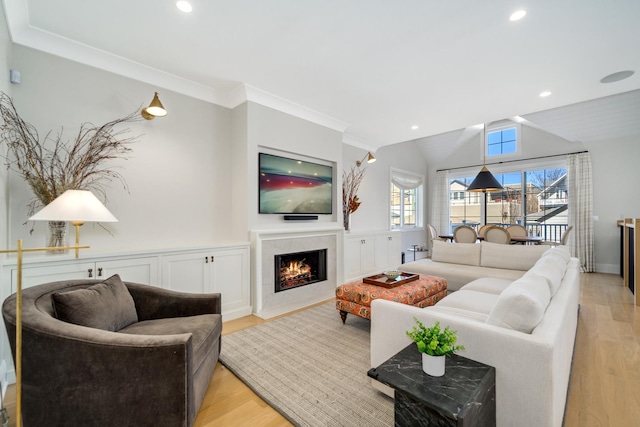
[487,125,519,157]
[391,170,423,229]
[447,162,567,241]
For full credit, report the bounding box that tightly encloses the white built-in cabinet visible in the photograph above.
[162,247,250,319]
[2,243,251,321]
[344,231,402,282]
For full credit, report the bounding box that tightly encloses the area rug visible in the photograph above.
[219,302,393,427]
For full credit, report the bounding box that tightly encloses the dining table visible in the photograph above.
[439,233,543,244]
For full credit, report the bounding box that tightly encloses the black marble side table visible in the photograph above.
[368,344,496,427]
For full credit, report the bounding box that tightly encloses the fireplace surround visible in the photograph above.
[251,227,343,319]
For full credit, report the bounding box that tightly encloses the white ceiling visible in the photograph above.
[3,0,640,151]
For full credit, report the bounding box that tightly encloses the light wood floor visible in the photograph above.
[2,273,638,426]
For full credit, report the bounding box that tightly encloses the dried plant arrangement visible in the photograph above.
[342,165,366,231]
[0,92,141,217]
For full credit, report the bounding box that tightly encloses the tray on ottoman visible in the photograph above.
[363,272,419,288]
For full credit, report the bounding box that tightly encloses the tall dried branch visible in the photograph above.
[0,92,142,216]
[342,165,366,217]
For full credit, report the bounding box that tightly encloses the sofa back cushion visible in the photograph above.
[480,241,548,271]
[51,274,138,331]
[431,240,481,266]
[524,253,568,296]
[486,273,551,333]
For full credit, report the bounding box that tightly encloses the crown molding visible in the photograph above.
[342,133,378,152]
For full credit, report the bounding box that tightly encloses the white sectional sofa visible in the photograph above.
[371,243,580,427]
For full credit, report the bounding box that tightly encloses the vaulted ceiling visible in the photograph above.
[4,1,640,152]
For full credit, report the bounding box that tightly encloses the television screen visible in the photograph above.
[259,153,333,214]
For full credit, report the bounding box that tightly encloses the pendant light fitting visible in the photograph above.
[466,125,504,192]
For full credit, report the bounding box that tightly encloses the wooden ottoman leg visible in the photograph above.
[339,310,348,324]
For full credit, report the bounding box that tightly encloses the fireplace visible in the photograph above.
[274,249,327,292]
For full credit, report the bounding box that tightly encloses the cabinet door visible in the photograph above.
[210,247,249,314]
[162,252,210,293]
[344,237,363,280]
[97,257,159,285]
[11,262,95,293]
[360,238,376,274]
[375,234,402,271]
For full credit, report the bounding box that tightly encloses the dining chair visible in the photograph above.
[506,224,527,244]
[427,224,447,244]
[484,226,511,244]
[453,225,478,243]
[478,224,492,237]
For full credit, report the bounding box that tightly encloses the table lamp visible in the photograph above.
[0,189,118,426]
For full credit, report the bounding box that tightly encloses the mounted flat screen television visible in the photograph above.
[259,153,333,214]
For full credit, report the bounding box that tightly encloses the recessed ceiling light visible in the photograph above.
[176,1,192,13]
[539,91,552,97]
[411,125,419,130]
[509,10,527,21]
[600,70,635,83]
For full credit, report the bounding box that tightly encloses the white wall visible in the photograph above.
[7,46,234,253]
[342,140,429,254]
[584,134,640,273]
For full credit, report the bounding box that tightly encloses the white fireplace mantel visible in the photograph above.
[250,226,344,319]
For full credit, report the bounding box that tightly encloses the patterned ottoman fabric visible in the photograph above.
[335,275,447,322]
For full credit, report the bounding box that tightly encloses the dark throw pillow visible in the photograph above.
[51,274,138,331]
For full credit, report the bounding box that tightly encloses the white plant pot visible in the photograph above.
[422,353,445,377]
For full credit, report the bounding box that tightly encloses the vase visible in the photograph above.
[422,353,445,376]
[343,213,351,232]
[47,221,68,254]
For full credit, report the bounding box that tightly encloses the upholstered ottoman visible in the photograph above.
[335,275,447,323]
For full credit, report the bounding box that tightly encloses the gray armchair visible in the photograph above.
[2,277,222,427]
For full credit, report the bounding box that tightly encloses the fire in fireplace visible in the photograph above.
[275,249,327,292]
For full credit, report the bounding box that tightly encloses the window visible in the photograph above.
[448,163,567,240]
[390,170,423,229]
[487,126,517,156]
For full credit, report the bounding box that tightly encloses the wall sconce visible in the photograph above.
[356,152,376,167]
[141,92,168,120]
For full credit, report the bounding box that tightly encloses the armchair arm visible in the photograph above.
[125,282,221,321]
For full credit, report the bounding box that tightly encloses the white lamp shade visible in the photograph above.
[29,190,118,223]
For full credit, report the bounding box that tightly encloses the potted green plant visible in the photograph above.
[406,318,465,376]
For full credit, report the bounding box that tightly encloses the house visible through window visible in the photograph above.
[390,170,423,229]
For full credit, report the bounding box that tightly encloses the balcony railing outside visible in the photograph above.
[451,222,569,243]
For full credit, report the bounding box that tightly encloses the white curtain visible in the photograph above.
[567,152,594,272]
[431,170,450,236]
[391,170,423,189]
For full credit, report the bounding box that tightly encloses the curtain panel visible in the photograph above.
[431,170,450,237]
[567,152,594,272]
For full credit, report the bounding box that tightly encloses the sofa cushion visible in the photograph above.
[486,274,551,333]
[460,277,514,294]
[431,240,481,266]
[541,245,571,264]
[401,259,525,291]
[435,289,500,315]
[480,241,548,271]
[525,256,567,296]
[119,313,222,375]
[51,274,138,331]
